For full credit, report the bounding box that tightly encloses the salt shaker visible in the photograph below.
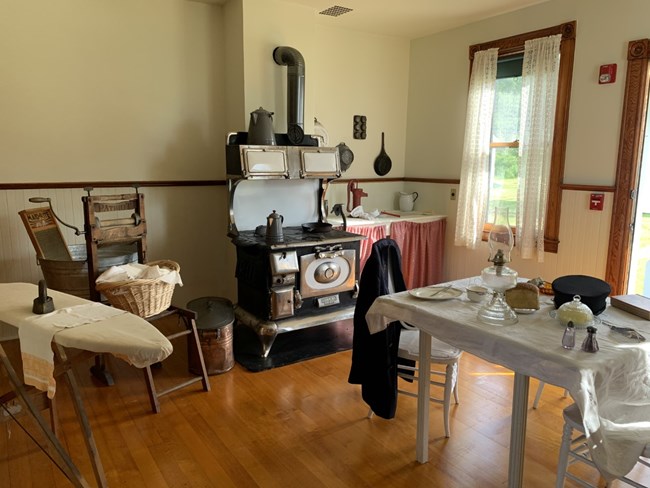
[562,321,575,349]
[581,325,599,353]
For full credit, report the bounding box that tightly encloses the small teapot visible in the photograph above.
[248,107,276,145]
[266,210,284,241]
[399,191,419,212]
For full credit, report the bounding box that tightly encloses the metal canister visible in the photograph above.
[186,297,235,375]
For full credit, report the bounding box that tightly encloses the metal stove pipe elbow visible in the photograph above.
[273,46,305,144]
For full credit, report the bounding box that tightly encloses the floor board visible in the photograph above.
[1,336,648,487]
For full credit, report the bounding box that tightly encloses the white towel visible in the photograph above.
[350,205,381,220]
[19,304,127,398]
[96,263,183,286]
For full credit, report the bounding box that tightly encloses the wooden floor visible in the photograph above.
[1,331,649,487]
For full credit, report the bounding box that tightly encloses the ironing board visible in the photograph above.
[0,282,173,487]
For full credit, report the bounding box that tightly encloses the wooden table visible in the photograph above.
[365,278,650,487]
[0,283,173,488]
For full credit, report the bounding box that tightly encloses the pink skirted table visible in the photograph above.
[349,224,388,272]
[342,216,446,289]
[390,219,445,289]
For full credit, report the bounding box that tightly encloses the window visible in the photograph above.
[488,55,523,223]
[460,21,576,255]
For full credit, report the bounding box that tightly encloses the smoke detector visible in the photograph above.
[318,5,353,17]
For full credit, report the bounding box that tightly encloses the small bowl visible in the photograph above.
[467,285,489,303]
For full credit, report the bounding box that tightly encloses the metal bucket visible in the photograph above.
[38,244,138,299]
[187,297,235,375]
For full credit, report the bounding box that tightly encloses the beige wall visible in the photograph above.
[0,0,225,182]
[0,0,230,305]
[406,0,650,283]
[236,0,412,219]
[405,0,650,185]
[239,0,410,180]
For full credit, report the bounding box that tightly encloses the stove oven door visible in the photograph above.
[299,247,356,305]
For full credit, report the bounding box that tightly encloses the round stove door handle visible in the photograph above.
[314,262,341,284]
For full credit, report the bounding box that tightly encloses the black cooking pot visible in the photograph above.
[302,222,332,233]
[552,275,611,315]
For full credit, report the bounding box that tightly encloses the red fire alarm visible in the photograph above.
[599,64,617,84]
[590,193,604,211]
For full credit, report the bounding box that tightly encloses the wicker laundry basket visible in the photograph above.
[95,260,179,318]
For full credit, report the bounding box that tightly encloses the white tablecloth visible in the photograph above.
[0,283,173,397]
[366,277,650,480]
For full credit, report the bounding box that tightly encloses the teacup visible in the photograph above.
[467,285,489,303]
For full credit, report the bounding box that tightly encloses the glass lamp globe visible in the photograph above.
[478,208,518,325]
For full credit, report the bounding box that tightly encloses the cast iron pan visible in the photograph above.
[374,132,392,176]
[302,222,333,233]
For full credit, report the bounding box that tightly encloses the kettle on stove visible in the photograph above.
[248,107,276,145]
[266,210,284,241]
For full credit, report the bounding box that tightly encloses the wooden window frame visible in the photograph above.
[605,39,650,295]
[469,21,577,253]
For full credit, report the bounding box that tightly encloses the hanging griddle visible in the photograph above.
[374,132,392,176]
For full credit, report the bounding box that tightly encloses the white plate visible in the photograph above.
[408,286,463,300]
[514,308,538,315]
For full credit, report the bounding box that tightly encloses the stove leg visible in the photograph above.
[234,306,278,357]
[258,325,278,358]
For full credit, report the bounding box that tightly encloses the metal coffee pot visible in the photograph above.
[248,107,276,145]
[266,210,284,241]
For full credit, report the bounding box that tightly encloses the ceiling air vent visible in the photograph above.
[318,5,353,17]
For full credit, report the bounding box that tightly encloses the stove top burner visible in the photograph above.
[232,225,364,250]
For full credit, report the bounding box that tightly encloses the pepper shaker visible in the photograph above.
[581,325,599,353]
[562,320,575,349]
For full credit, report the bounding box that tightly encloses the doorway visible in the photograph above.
[628,114,650,295]
[606,38,650,295]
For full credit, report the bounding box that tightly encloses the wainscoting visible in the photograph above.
[0,183,614,329]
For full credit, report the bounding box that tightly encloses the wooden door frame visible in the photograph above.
[606,39,650,295]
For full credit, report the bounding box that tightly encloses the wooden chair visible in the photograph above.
[392,328,461,438]
[367,324,462,438]
[82,191,210,413]
[365,241,461,437]
[556,403,650,487]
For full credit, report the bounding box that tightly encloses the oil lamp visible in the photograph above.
[478,208,518,325]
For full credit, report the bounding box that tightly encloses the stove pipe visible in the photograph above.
[273,46,305,145]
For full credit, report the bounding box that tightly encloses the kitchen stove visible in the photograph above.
[232,226,363,357]
[226,45,362,358]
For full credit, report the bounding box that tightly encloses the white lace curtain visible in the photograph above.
[517,34,561,260]
[454,48,498,249]
[454,35,561,261]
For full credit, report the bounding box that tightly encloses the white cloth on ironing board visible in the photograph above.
[0,283,173,400]
[19,304,127,398]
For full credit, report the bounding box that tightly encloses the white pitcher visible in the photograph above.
[398,191,418,212]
